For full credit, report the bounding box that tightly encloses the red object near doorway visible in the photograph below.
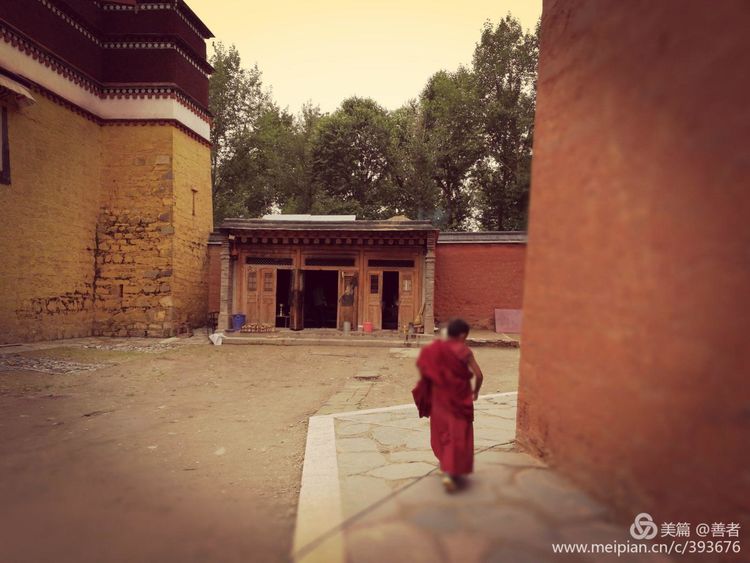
[363,321,373,333]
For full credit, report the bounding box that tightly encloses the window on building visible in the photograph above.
[263,271,273,292]
[0,106,9,185]
[370,274,379,294]
[305,257,356,267]
[109,282,125,309]
[246,256,293,266]
[0,74,36,185]
[247,271,257,291]
[368,259,415,268]
[191,188,198,216]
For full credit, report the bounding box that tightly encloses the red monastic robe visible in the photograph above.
[414,340,474,475]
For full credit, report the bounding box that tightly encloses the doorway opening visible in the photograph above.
[303,270,338,328]
[275,269,292,328]
[382,271,399,330]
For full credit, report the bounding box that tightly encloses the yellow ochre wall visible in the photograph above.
[0,93,213,343]
[0,96,101,342]
[95,125,178,337]
[171,129,213,328]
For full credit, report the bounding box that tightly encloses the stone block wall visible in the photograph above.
[94,125,212,337]
[94,125,177,337]
[0,92,213,343]
[0,96,101,343]
[171,129,212,328]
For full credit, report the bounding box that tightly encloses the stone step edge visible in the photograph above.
[219,335,519,348]
[220,336,428,348]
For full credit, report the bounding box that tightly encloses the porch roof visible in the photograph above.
[437,231,527,244]
[219,217,438,233]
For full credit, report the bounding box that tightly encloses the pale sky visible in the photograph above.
[187,0,542,114]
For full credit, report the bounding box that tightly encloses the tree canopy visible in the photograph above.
[209,15,539,231]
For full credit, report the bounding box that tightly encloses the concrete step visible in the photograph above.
[221,334,428,348]
[219,333,519,349]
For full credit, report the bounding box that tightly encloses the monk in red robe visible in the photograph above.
[413,318,484,492]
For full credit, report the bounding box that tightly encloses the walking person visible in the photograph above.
[413,318,484,492]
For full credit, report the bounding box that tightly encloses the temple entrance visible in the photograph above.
[382,271,399,330]
[275,269,292,327]
[303,270,338,328]
[338,271,358,331]
[227,223,436,334]
[245,267,277,326]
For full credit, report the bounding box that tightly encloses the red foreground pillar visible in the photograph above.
[517,0,750,524]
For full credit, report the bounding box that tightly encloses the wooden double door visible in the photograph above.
[246,267,358,330]
[364,269,416,331]
[337,271,358,330]
[245,267,278,325]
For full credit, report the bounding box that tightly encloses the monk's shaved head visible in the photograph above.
[447,319,470,339]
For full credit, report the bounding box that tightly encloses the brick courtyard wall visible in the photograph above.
[517,0,750,524]
[0,96,101,343]
[434,243,525,330]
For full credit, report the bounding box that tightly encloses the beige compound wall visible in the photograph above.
[0,96,101,343]
[94,125,178,337]
[171,128,213,328]
[0,92,213,343]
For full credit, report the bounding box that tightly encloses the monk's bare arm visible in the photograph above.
[468,352,484,400]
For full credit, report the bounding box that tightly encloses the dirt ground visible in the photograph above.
[0,337,519,563]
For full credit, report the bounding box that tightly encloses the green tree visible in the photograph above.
[310,97,398,218]
[214,104,318,220]
[210,43,321,221]
[209,42,272,221]
[390,101,439,221]
[421,68,483,230]
[278,102,324,214]
[207,16,539,229]
[471,16,539,230]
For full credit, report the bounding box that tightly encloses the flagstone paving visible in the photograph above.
[293,393,670,563]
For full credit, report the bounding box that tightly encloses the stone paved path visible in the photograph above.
[0,354,108,374]
[0,336,198,373]
[294,393,669,563]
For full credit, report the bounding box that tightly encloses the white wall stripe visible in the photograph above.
[0,40,210,140]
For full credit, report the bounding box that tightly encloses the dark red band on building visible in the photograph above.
[0,0,213,109]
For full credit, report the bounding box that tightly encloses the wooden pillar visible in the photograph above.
[217,239,232,330]
[290,248,304,330]
[423,235,436,334]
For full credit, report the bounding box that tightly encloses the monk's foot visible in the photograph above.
[441,473,458,493]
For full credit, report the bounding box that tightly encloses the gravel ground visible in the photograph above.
[0,339,519,563]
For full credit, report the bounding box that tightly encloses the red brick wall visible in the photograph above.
[207,244,221,313]
[435,244,525,330]
[517,0,750,524]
